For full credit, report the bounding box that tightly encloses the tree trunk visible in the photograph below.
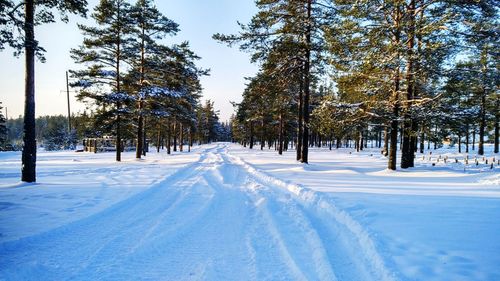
[116,113,122,161]
[389,111,399,170]
[478,92,486,155]
[355,134,360,152]
[402,0,416,168]
[359,129,364,151]
[383,126,389,156]
[495,97,499,154]
[278,112,283,155]
[114,3,123,162]
[173,121,177,152]
[465,123,470,153]
[156,126,161,153]
[179,123,184,152]
[297,72,303,161]
[260,117,265,150]
[478,49,488,156]
[167,121,171,155]
[249,122,254,149]
[419,126,425,154]
[378,129,382,148]
[21,0,36,182]
[135,10,147,159]
[401,127,412,169]
[136,103,144,159]
[300,0,312,164]
[142,116,147,156]
[388,5,401,170]
[188,127,192,152]
[458,134,462,153]
[472,127,476,151]
[400,124,403,150]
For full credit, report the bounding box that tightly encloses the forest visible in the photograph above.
[0,0,230,181]
[215,0,499,170]
[0,0,498,183]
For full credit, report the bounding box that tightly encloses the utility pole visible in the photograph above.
[66,71,72,133]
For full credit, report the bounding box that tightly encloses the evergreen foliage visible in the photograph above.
[0,102,7,149]
[218,0,499,168]
[71,0,210,159]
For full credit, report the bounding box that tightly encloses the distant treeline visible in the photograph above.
[4,114,83,151]
[1,104,231,152]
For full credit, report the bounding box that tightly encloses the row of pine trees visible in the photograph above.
[0,0,225,182]
[216,0,499,170]
[69,0,214,162]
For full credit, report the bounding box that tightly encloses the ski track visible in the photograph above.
[0,144,394,281]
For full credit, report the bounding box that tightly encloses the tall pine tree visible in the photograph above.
[0,0,87,182]
[129,0,179,159]
[71,0,134,162]
[215,0,336,163]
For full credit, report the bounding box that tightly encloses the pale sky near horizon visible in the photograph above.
[0,0,258,122]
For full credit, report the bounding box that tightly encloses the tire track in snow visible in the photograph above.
[0,145,221,279]
[83,150,228,279]
[223,146,396,281]
[217,156,338,281]
[202,157,312,281]
[1,143,395,281]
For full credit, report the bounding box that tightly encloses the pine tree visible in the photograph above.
[71,0,134,162]
[326,0,405,169]
[460,3,499,155]
[443,62,481,153]
[129,0,179,159]
[214,0,336,163]
[233,44,299,155]
[128,41,207,153]
[43,124,77,151]
[0,0,87,182]
[325,0,467,169]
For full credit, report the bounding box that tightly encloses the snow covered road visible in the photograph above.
[2,143,499,280]
[0,144,394,280]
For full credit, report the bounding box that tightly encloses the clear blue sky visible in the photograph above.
[0,0,257,122]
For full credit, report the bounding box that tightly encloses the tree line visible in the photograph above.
[69,0,215,162]
[1,101,230,153]
[0,102,7,149]
[215,0,499,170]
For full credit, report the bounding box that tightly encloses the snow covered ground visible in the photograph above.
[0,143,499,280]
[231,145,500,281]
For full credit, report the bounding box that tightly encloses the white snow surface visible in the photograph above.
[0,143,499,280]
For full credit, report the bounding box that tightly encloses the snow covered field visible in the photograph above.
[1,143,499,280]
